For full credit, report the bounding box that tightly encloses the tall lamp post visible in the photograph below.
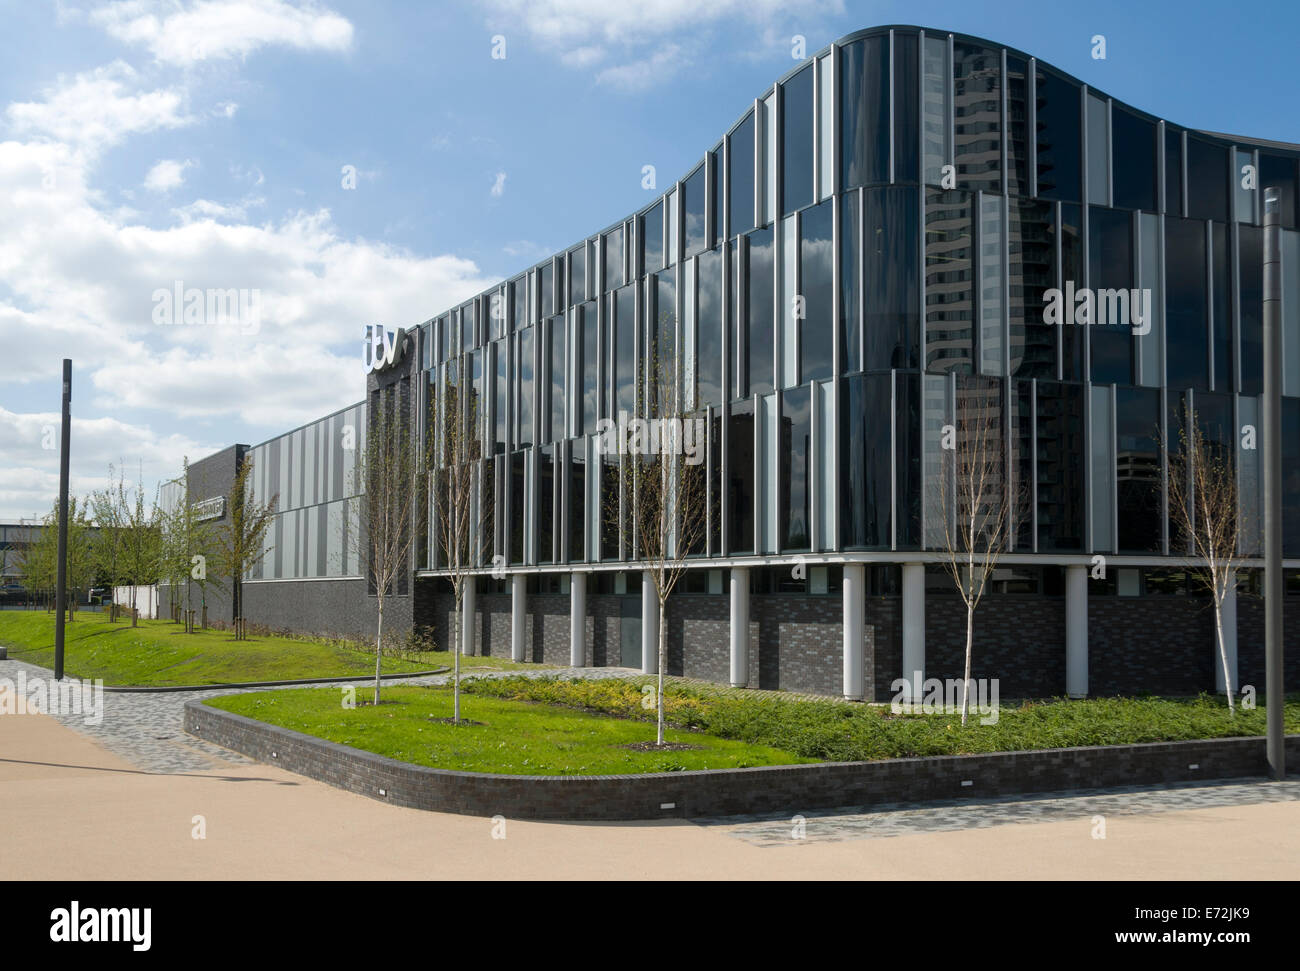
[53,359,72,682]
[1262,187,1285,780]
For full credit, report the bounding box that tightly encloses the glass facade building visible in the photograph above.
[210,26,1300,700]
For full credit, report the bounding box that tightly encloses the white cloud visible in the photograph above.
[5,61,189,154]
[89,0,355,65]
[171,195,263,221]
[490,171,507,197]
[144,157,195,192]
[595,44,685,92]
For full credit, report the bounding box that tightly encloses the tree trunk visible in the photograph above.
[1214,600,1235,715]
[961,601,974,726]
[657,598,666,746]
[452,589,462,724]
[373,601,384,706]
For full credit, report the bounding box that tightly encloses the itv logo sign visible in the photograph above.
[364,324,407,373]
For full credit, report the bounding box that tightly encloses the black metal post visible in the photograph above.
[53,359,72,681]
[1262,187,1285,780]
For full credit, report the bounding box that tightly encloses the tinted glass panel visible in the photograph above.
[697,248,723,407]
[604,229,623,290]
[1005,55,1030,195]
[710,145,723,245]
[922,34,951,187]
[1165,128,1184,216]
[1165,216,1209,391]
[510,451,525,564]
[538,446,555,563]
[841,36,888,189]
[511,277,527,331]
[614,285,636,417]
[569,446,585,562]
[548,314,565,442]
[1059,203,1084,380]
[539,264,554,319]
[494,339,508,453]
[730,113,755,237]
[1187,137,1228,222]
[642,202,663,274]
[746,227,774,395]
[1035,69,1081,202]
[895,371,922,547]
[1115,386,1162,552]
[1036,381,1086,551]
[840,191,861,372]
[782,65,814,216]
[1240,224,1263,394]
[1009,198,1055,377]
[683,164,707,256]
[924,188,973,373]
[1112,108,1157,212]
[580,301,598,434]
[1088,206,1134,384]
[893,32,919,183]
[800,199,834,382]
[953,42,1001,193]
[517,327,534,448]
[865,186,920,370]
[780,385,812,550]
[1212,222,1232,391]
[840,373,891,547]
[728,400,754,553]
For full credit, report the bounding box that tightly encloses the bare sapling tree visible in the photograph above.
[612,317,708,747]
[348,395,424,706]
[90,467,126,622]
[929,382,1016,726]
[429,365,490,724]
[212,457,277,640]
[1167,413,1245,714]
[117,468,162,627]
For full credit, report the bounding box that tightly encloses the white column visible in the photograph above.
[511,573,526,663]
[461,579,476,656]
[901,562,925,703]
[570,571,587,668]
[843,563,866,700]
[1066,564,1088,698]
[730,566,750,687]
[1214,570,1238,695]
[641,570,658,675]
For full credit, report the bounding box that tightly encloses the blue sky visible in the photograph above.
[2,0,1299,519]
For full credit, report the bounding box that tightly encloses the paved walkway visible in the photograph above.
[3,656,1299,878]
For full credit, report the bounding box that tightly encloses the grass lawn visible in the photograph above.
[0,610,537,687]
[205,685,810,774]
[461,676,1300,762]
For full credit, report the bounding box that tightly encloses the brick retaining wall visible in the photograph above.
[184,699,1299,822]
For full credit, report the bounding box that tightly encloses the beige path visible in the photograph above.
[1,712,1297,880]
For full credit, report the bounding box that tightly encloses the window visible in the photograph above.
[782,64,814,216]
[1035,69,1081,202]
[729,113,756,237]
[1009,198,1055,377]
[841,35,888,189]
[603,229,623,291]
[642,202,663,274]
[841,190,861,372]
[538,445,555,563]
[1005,55,1030,196]
[780,385,812,550]
[922,34,952,187]
[1165,216,1208,391]
[510,450,526,564]
[569,443,585,562]
[1187,137,1228,222]
[696,247,723,407]
[840,373,891,547]
[1240,225,1263,394]
[548,314,565,443]
[539,263,554,320]
[728,400,754,553]
[1088,206,1134,384]
[895,371,923,547]
[494,339,508,454]
[580,301,598,435]
[980,193,1005,375]
[1060,204,1084,380]
[1212,223,1232,391]
[1036,381,1085,551]
[1165,127,1184,216]
[511,277,527,332]
[1090,386,1113,552]
[710,144,723,244]
[517,327,534,448]
[745,227,774,396]
[1112,108,1157,212]
[865,186,920,370]
[925,188,973,373]
[614,284,636,419]
[1086,94,1109,205]
[461,302,476,352]
[799,199,834,383]
[683,164,707,257]
[954,42,1001,193]
[894,32,919,183]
